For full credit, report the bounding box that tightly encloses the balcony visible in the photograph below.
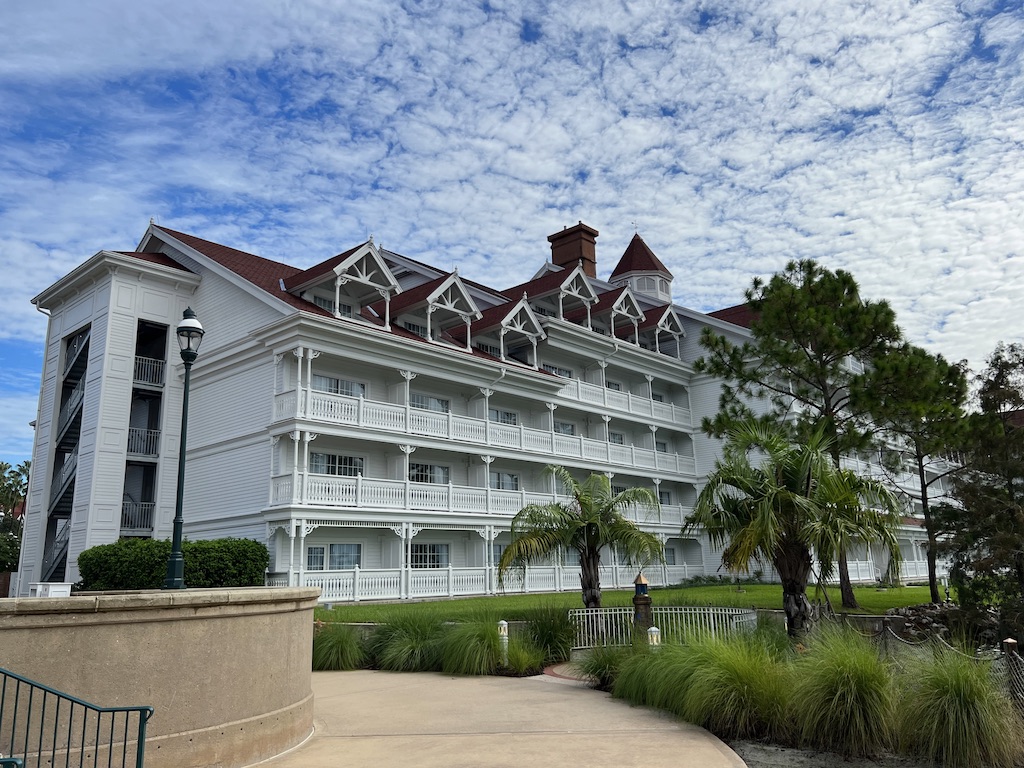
[275,390,697,476]
[133,356,165,387]
[127,428,161,457]
[270,472,692,526]
[555,378,691,427]
[121,501,155,533]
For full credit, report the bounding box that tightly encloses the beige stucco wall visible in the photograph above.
[0,586,319,768]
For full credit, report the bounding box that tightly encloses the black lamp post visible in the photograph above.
[163,307,204,590]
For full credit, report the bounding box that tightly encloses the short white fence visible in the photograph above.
[569,605,758,650]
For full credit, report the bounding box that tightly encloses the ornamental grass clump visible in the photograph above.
[504,637,547,676]
[896,648,1024,768]
[613,643,699,714]
[365,612,446,672]
[574,644,638,691]
[312,623,366,671]
[790,626,895,757]
[523,603,576,664]
[677,633,793,742]
[438,620,500,675]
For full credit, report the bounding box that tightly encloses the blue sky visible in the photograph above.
[2,0,1023,464]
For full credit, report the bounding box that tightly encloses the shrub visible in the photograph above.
[503,637,546,676]
[77,537,269,590]
[312,623,366,671]
[790,626,895,757]
[365,613,445,672]
[896,648,1024,768]
[438,621,500,675]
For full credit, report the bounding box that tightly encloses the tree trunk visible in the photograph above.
[826,428,859,610]
[838,549,859,609]
[776,543,813,637]
[917,446,941,604]
[580,551,602,608]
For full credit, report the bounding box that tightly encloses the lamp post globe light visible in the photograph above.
[163,307,204,589]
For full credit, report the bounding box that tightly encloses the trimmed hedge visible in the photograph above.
[77,537,269,591]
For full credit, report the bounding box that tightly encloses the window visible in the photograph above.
[533,304,555,317]
[609,432,625,445]
[492,543,507,563]
[488,407,518,425]
[404,320,428,338]
[476,342,501,357]
[542,363,573,378]
[310,453,364,476]
[605,381,622,391]
[312,295,353,317]
[307,546,325,571]
[659,490,671,505]
[553,421,575,436]
[329,543,361,569]
[411,543,450,568]
[638,276,657,293]
[652,393,665,402]
[656,441,668,453]
[311,374,365,397]
[664,547,677,566]
[410,393,450,412]
[612,484,627,496]
[410,463,450,484]
[489,471,520,491]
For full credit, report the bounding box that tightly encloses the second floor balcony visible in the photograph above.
[275,389,697,476]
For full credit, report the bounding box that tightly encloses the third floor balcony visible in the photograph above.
[275,389,697,476]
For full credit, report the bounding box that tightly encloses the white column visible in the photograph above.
[288,522,296,586]
[290,431,300,504]
[302,432,317,505]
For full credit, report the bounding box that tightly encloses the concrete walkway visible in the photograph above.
[257,668,746,768]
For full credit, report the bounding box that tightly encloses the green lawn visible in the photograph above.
[315,583,934,623]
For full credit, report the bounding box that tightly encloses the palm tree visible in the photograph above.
[497,466,664,608]
[686,421,903,636]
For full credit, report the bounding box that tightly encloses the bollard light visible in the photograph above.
[498,620,509,667]
[647,626,661,647]
[163,307,204,589]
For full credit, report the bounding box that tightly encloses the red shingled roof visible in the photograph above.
[619,303,676,336]
[281,243,365,291]
[563,286,627,323]
[502,265,581,300]
[366,273,451,318]
[707,302,757,329]
[153,226,333,317]
[447,297,526,341]
[610,234,671,279]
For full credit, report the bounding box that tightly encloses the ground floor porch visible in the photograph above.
[263,512,943,604]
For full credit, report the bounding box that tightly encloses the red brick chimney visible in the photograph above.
[548,222,598,278]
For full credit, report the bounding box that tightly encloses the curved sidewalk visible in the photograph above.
[257,668,746,768]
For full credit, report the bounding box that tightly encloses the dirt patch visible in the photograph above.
[730,741,928,768]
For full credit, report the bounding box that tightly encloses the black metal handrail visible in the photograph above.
[0,667,153,768]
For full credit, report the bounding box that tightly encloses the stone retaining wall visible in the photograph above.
[0,586,319,768]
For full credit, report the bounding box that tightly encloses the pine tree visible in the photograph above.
[697,260,903,608]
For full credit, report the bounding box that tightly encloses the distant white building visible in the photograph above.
[12,221,942,600]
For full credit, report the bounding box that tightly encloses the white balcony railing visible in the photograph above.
[275,390,697,475]
[121,501,155,531]
[294,563,702,604]
[127,428,161,456]
[133,356,165,386]
[271,472,692,524]
[555,379,691,427]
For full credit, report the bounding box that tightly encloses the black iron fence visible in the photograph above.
[0,667,153,768]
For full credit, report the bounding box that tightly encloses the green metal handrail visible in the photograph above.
[0,667,153,768]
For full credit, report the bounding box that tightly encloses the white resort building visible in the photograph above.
[12,222,944,601]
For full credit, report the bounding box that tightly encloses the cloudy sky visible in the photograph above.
[1,0,1023,463]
